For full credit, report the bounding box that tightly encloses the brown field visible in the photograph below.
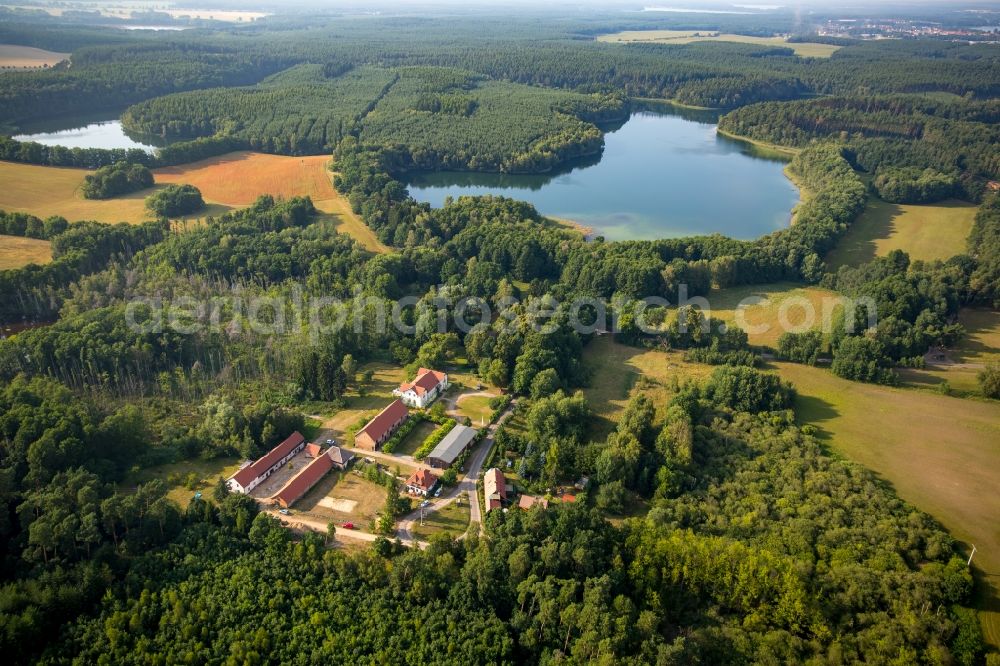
[597,30,841,58]
[156,152,387,252]
[0,235,52,269]
[0,160,228,224]
[772,361,1000,646]
[0,44,68,69]
[0,154,387,250]
[826,198,977,269]
[899,308,1000,397]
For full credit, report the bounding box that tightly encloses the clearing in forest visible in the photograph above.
[0,160,227,224]
[0,44,69,69]
[826,198,977,269]
[0,235,52,269]
[597,30,841,57]
[707,282,846,348]
[899,308,1000,397]
[0,154,387,251]
[154,152,388,252]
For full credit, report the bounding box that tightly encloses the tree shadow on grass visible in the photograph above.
[791,393,839,442]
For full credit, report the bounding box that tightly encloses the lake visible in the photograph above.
[13,117,161,152]
[405,107,801,241]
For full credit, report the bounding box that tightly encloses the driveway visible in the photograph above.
[266,507,429,550]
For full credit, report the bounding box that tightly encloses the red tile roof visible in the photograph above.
[358,399,408,443]
[305,443,323,458]
[398,368,447,396]
[406,468,440,491]
[518,495,549,510]
[231,431,305,488]
[272,450,334,508]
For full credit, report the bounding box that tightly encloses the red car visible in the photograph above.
[342,522,355,530]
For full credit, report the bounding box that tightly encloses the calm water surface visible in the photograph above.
[406,108,800,241]
[14,118,160,152]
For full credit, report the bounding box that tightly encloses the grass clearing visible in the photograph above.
[121,456,241,508]
[597,30,841,57]
[0,44,68,69]
[771,361,1000,645]
[455,394,497,426]
[319,362,408,442]
[708,282,846,348]
[394,420,438,457]
[826,198,977,269]
[0,235,52,269]
[581,335,712,440]
[899,308,1000,397]
[412,498,471,540]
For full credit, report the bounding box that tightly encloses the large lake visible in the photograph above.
[13,117,161,152]
[405,108,800,240]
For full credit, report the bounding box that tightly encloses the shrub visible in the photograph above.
[82,161,153,199]
[146,184,205,217]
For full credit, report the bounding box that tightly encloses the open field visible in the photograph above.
[707,282,846,348]
[899,308,1000,397]
[156,152,387,251]
[455,393,497,426]
[581,335,712,441]
[772,361,1000,645]
[826,198,977,269]
[120,456,241,508]
[0,160,229,224]
[411,498,470,540]
[0,44,68,69]
[597,30,841,57]
[0,235,52,269]
[0,154,386,250]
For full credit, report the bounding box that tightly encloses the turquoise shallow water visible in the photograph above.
[405,109,800,241]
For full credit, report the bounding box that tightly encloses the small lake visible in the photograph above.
[13,117,162,152]
[405,107,800,241]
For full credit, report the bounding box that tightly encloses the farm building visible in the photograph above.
[426,424,477,468]
[326,445,355,470]
[272,448,336,509]
[355,399,409,450]
[484,467,507,512]
[393,367,449,408]
[227,431,307,494]
[405,469,440,496]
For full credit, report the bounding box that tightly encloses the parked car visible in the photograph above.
[342,522,355,529]
[279,509,290,515]
[434,488,442,497]
[420,499,430,508]
[325,438,334,445]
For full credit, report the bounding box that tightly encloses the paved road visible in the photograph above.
[465,404,515,534]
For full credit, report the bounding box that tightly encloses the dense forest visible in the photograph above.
[0,7,997,665]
